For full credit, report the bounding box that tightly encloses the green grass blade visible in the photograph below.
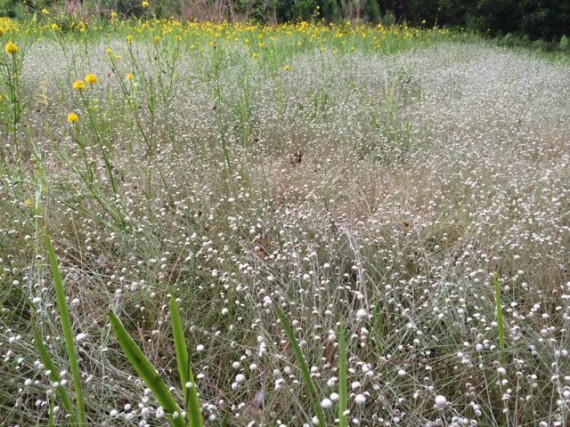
[337,326,348,427]
[109,311,186,427]
[275,306,326,427]
[169,296,202,427]
[494,272,506,366]
[32,322,75,419]
[44,232,86,425]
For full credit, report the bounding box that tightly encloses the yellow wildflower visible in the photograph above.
[84,73,97,85]
[73,80,86,91]
[23,199,33,208]
[67,113,79,123]
[126,35,133,44]
[283,65,291,72]
[51,23,60,31]
[110,11,118,19]
[142,1,150,8]
[5,41,18,55]
[153,35,160,43]
[105,47,113,54]
[127,73,135,81]
[252,52,258,59]
[0,27,4,37]
[41,8,49,15]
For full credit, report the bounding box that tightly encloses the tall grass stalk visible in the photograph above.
[494,272,508,426]
[44,233,87,425]
[109,311,186,427]
[32,322,75,419]
[493,272,506,367]
[275,306,326,427]
[170,296,203,427]
[337,326,348,427]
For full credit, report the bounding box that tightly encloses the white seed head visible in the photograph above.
[435,395,448,409]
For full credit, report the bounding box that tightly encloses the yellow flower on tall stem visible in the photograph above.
[5,42,18,55]
[127,73,135,81]
[73,80,86,91]
[85,73,97,85]
[67,113,79,123]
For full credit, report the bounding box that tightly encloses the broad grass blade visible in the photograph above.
[32,322,75,419]
[44,232,86,425]
[109,312,186,427]
[169,296,202,427]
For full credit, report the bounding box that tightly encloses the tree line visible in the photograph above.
[1,0,568,41]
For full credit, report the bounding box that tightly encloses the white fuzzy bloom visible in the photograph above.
[321,398,333,409]
[435,395,448,409]
[75,333,88,343]
[356,309,368,321]
[354,394,366,405]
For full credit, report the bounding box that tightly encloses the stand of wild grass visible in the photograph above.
[0,19,569,427]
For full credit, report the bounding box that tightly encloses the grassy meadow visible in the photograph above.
[0,16,569,427]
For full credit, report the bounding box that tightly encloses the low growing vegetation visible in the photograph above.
[0,15,569,427]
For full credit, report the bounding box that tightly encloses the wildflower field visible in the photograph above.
[0,16,569,427]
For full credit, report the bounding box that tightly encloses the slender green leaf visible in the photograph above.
[275,306,326,427]
[170,296,202,427]
[109,312,186,427]
[337,326,348,427]
[32,322,75,419]
[44,232,86,425]
[494,272,506,367]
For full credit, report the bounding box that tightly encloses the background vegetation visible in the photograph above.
[0,0,568,42]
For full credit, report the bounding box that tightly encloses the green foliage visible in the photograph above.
[109,311,187,427]
[494,273,506,367]
[44,232,87,425]
[3,0,568,41]
[337,326,348,427]
[169,297,202,427]
[0,0,47,18]
[275,306,326,426]
[407,0,569,41]
[109,297,203,427]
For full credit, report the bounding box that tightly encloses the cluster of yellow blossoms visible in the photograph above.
[68,73,99,123]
